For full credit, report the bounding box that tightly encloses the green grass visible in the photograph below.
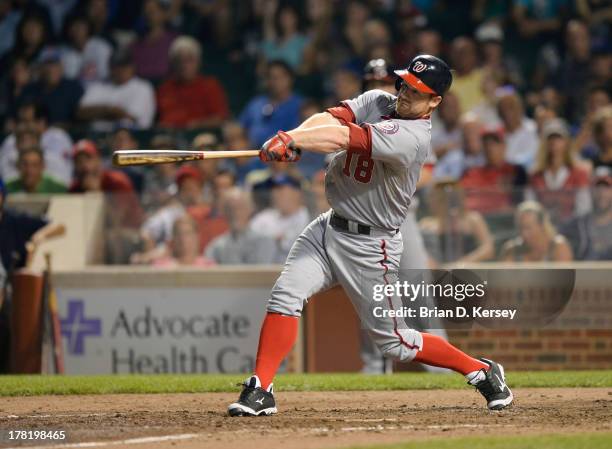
[0,371,610,396]
[345,432,612,449]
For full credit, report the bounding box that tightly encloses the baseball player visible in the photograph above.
[228,55,513,417]
[360,59,449,374]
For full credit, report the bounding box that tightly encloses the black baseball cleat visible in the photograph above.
[467,358,514,410]
[228,375,277,417]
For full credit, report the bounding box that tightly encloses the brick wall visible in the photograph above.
[448,329,612,370]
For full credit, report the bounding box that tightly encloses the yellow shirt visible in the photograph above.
[450,69,485,114]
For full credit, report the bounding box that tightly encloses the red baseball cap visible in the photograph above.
[481,126,505,141]
[175,165,203,185]
[73,139,99,158]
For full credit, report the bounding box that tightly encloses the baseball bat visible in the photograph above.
[112,149,260,167]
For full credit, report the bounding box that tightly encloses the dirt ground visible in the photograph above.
[1,388,611,449]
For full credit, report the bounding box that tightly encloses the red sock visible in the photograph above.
[413,333,488,375]
[255,312,299,389]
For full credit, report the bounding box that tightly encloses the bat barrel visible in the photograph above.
[112,150,205,166]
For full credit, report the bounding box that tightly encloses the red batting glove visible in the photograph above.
[259,131,302,162]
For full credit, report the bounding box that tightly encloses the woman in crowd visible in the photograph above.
[500,201,573,262]
[419,181,494,265]
[527,119,592,224]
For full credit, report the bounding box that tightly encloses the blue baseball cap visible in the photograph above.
[254,173,302,190]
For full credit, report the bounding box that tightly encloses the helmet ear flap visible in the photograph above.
[395,77,403,91]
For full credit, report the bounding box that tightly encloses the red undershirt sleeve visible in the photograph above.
[346,122,372,157]
[326,103,356,125]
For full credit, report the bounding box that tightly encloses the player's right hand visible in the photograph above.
[259,131,302,163]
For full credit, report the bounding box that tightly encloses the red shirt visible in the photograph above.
[157,75,229,128]
[187,205,229,253]
[529,167,589,221]
[461,163,525,214]
[70,170,144,228]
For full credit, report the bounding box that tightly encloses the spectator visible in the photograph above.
[77,49,156,130]
[0,102,73,184]
[561,168,612,260]
[575,86,610,156]
[141,133,178,210]
[18,47,83,126]
[85,0,112,41]
[415,29,443,58]
[461,127,527,215]
[556,20,594,123]
[36,0,78,37]
[420,181,495,264]
[512,0,567,40]
[69,139,144,229]
[448,36,484,113]
[240,60,303,148]
[6,146,66,194]
[500,200,573,262]
[475,22,523,88]
[157,36,229,128]
[60,15,112,84]
[130,0,177,82]
[152,215,215,267]
[1,13,49,70]
[431,91,462,170]
[206,188,276,264]
[141,165,205,247]
[0,177,65,272]
[527,119,592,224]
[434,113,484,181]
[331,67,362,105]
[584,105,612,170]
[261,2,310,71]
[249,173,310,262]
[497,90,539,170]
[1,58,32,125]
[0,1,22,59]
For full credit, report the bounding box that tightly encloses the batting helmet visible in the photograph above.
[394,54,452,96]
[364,59,394,82]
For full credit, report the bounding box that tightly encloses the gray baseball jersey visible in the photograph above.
[325,89,432,229]
[264,90,435,365]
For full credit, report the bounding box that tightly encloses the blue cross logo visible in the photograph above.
[60,300,102,355]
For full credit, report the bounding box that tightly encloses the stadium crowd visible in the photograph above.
[0,0,610,270]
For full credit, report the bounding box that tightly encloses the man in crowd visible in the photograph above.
[157,36,229,128]
[240,60,303,148]
[69,139,143,229]
[497,90,539,170]
[0,102,73,184]
[18,47,83,126]
[206,188,276,265]
[6,146,67,194]
[77,49,155,130]
[461,127,527,215]
[249,173,310,263]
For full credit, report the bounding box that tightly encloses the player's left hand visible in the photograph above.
[259,131,301,162]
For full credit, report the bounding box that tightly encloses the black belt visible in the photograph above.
[330,212,398,236]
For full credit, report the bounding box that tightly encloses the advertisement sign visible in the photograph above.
[56,287,269,374]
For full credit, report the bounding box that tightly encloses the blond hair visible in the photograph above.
[169,36,202,63]
[516,201,556,239]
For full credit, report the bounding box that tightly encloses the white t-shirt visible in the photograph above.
[249,206,310,262]
[505,118,539,170]
[79,77,156,129]
[61,37,112,84]
[0,127,73,184]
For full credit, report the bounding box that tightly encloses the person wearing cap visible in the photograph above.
[461,126,527,215]
[77,49,155,130]
[248,173,310,263]
[69,139,144,229]
[6,146,67,194]
[561,168,612,260]
[139,165,205,252]
[0,101,73,185]
[527,119,592,224]
[17,46,83,125]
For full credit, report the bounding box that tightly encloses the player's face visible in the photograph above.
[395,82,442,119]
